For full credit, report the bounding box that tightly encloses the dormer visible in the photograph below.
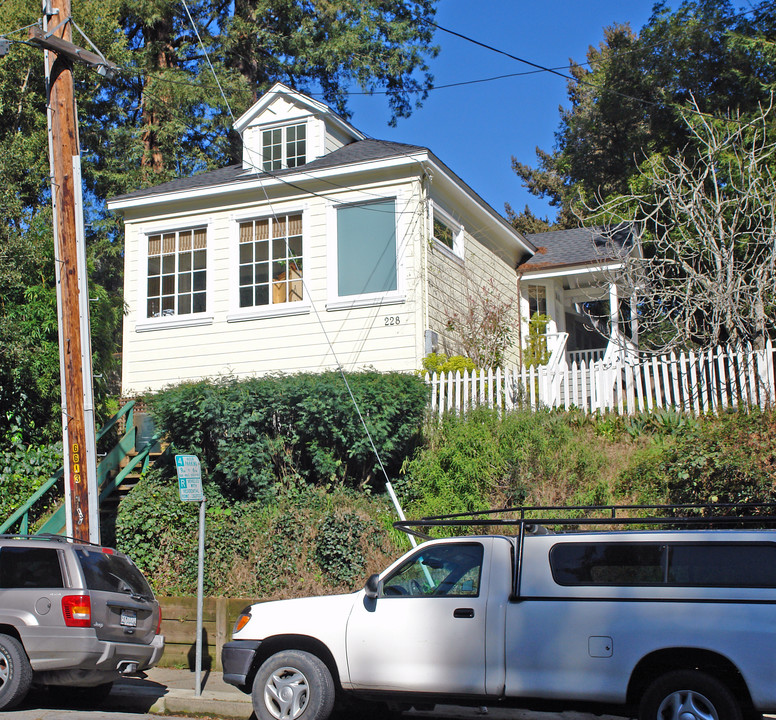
[233,82,365,171]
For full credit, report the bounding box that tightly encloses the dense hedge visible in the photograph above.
[115,471,405,597]
[148,371,428,500]
[0,427,62,530]
[114,378,776,597]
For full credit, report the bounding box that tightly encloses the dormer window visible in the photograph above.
[263,123,306,171]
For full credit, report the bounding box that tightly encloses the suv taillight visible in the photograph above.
[156,606,162,635]
[62,595,91,627]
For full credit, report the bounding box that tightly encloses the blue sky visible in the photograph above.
[345,1,674,224]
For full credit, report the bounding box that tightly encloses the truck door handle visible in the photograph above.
[454,608,475,619]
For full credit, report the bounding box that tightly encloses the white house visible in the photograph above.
[108,83,635,396]
[107,83,536,395]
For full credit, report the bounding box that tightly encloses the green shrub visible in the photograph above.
[148,371,428,500]
[0,422,62,529]
[616,409,776,511]
[115,469,406,597]
[400,408,608,524]
[523,313,550,368]
[421,353,477,375]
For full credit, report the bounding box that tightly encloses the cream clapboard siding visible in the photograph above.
[121,177,425,395]
[425,202,521,367]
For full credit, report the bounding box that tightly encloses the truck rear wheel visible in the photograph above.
[639,670,742,720]
[252,649,335,720]
[0,633,32,711]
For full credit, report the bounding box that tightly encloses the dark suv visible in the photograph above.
[0,534,164,710]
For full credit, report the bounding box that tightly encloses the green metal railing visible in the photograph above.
[0,401,163,536]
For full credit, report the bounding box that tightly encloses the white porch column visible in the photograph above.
[630,290,639,346]
[609,282,620,346]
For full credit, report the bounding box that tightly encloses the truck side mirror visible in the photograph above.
[364,573,380,599]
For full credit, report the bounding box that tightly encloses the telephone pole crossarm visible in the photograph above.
[28,26,118,76]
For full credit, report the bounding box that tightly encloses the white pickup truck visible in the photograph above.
[222,524,776,720]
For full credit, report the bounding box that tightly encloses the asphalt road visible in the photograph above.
[7,712,203,720]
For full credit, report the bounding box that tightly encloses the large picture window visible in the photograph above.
[336,199,397,298]
[239,214,303,308]
[146,228,207,318]
[262,123,306,171]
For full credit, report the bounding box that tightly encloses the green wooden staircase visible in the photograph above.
[0,401,164,538]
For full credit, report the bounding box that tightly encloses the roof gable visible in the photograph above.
[233,82,365,171]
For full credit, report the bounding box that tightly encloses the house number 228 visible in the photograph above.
[385,316,401,326]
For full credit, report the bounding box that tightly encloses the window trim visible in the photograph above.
[430,202,464,260]
[135,219,214,332]
[526,283,548,318]
[327,195,406,311]
[227,206,311,323]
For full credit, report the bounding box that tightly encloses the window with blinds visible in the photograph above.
[238,214,303,308]
[146,227,207,318]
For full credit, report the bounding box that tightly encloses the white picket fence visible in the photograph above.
[425,340,776,417]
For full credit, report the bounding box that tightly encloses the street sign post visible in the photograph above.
[174,454,205,696]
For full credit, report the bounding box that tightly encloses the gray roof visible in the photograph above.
[109,139,428,203]
[520,225,633,272]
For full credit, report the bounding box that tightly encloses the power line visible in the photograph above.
[428,20,751,126]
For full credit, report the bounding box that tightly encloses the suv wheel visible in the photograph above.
[0,633,32,711]
[639,670,742,720]
[252,650,335,720]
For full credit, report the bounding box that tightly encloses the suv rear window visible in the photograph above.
[550,542,776,588]
[0,547,64,589]
[75,548,153,598]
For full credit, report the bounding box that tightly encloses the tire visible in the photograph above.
[252,649,335,720]
[639,670,742,720]
[0,633,32,711]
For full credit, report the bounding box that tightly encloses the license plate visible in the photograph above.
[120,609,137,628]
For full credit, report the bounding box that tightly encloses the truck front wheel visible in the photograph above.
[252,649,335,720]
[639,670,742,720]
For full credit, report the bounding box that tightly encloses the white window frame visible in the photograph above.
[135,219,214,333]
[227,206,311,323]
[326,194,406,311]
[430,202,464,260]
[526,283,548,318]
[261,120,308,171]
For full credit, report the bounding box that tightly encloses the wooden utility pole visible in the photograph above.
[30,0,115,543]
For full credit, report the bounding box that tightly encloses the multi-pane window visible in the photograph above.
[527,284,547,318]
[146,228,206,318]
[262,123,306,171]
[239,214,303,308]
[337,199,397,297]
